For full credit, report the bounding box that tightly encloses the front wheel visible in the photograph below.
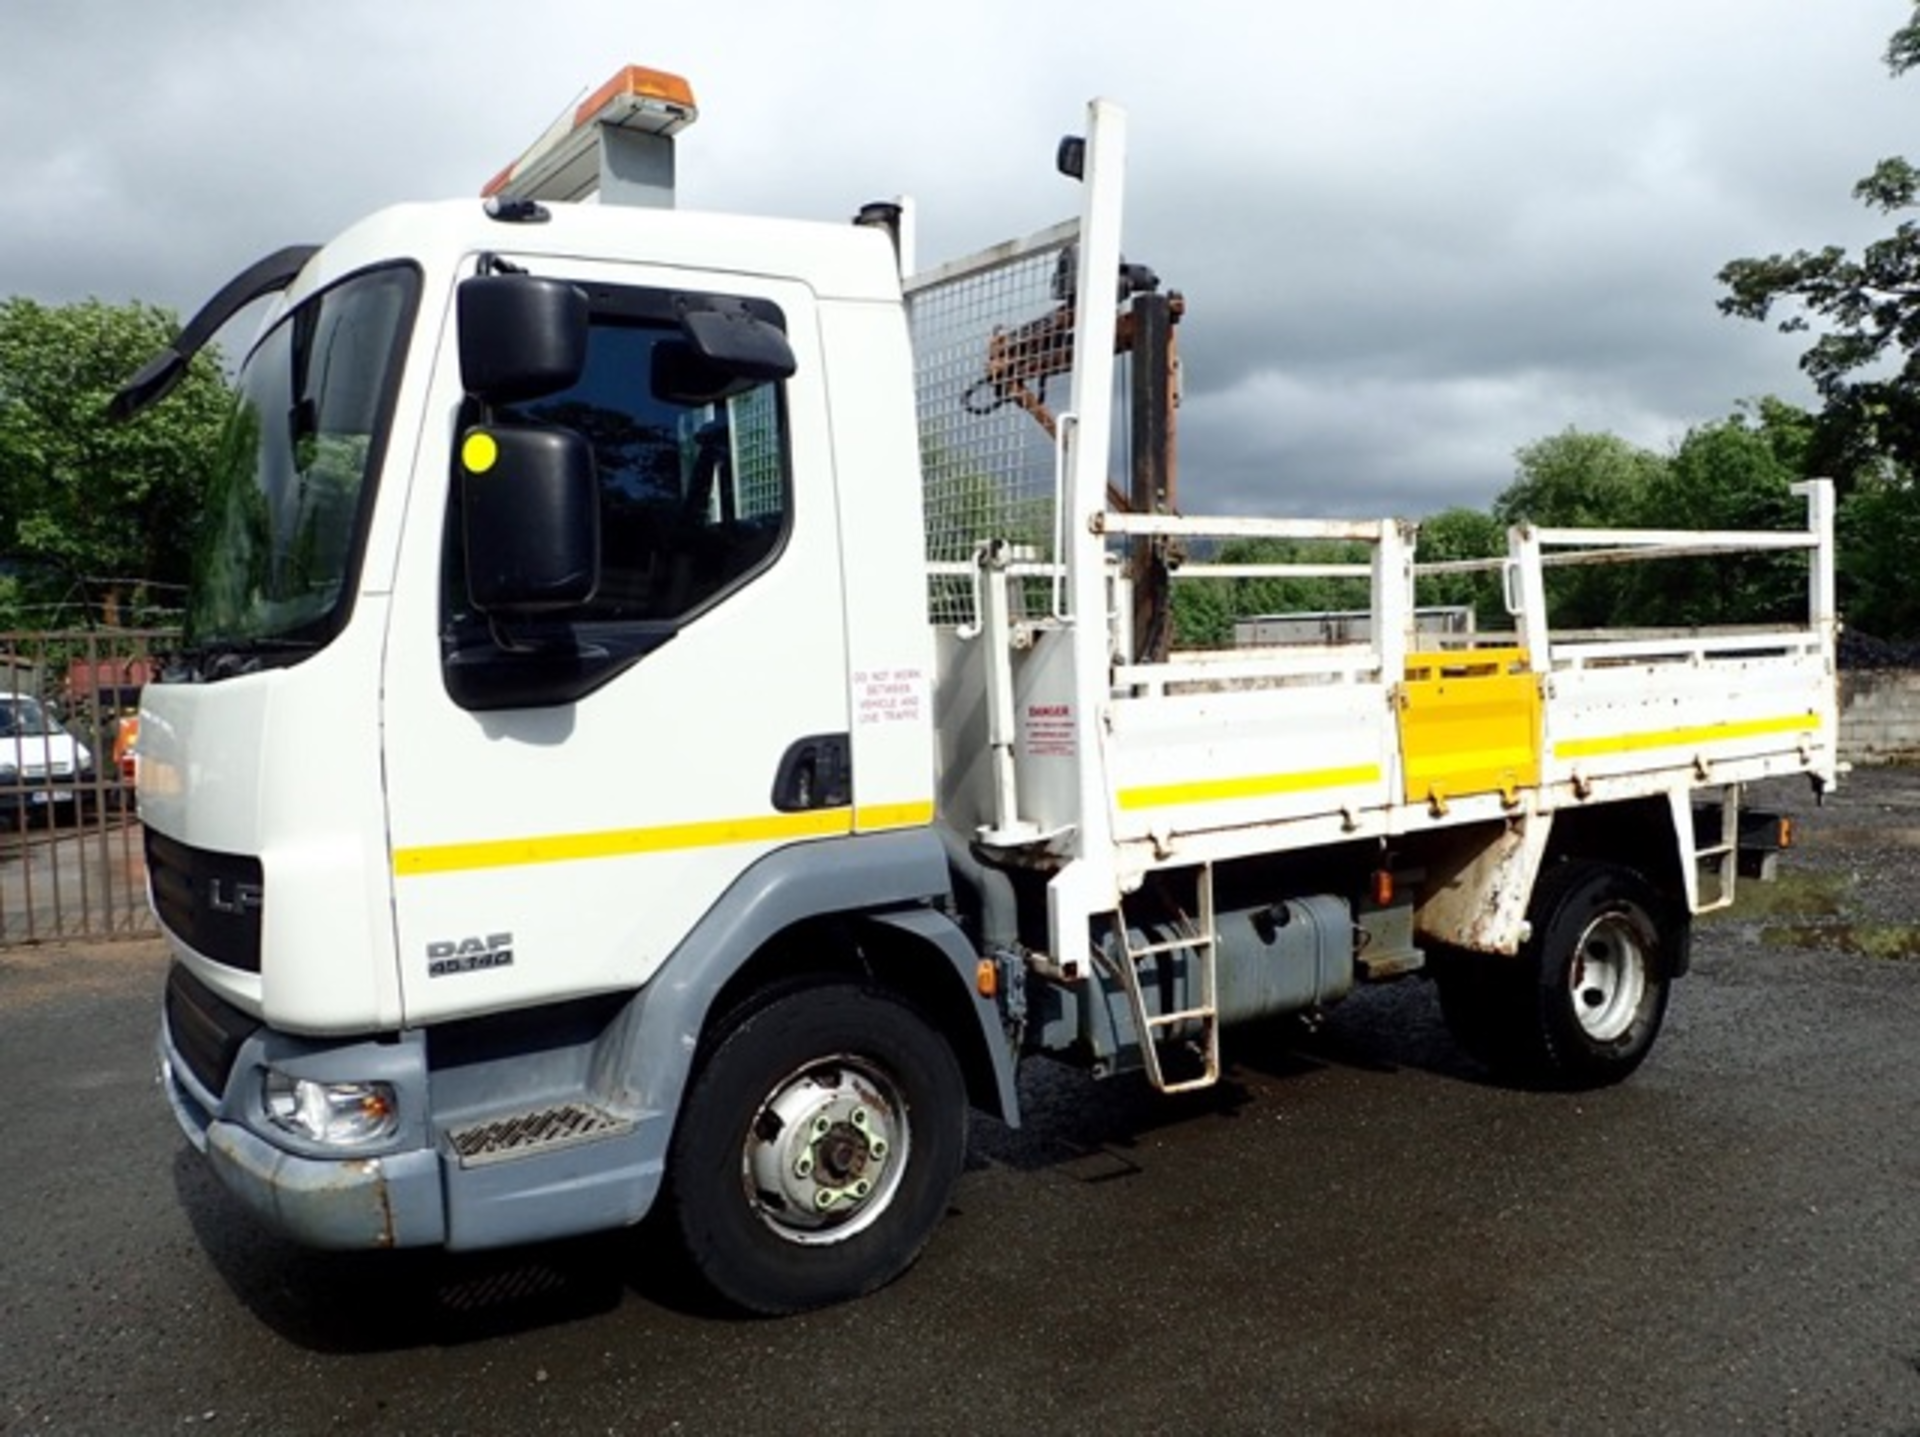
[661,982,966,1315]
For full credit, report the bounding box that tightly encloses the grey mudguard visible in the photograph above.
[439,827,1019,1251]
[612,826,1020,1129]
[861,903,1022,1122]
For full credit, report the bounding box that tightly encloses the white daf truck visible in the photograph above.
[118,66,1839,1314]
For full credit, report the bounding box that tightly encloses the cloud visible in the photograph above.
[1178,363,1685,519]
[0,0,1911,518]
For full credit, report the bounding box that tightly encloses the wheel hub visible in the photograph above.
[1568,912,1647,1043]
[743,1058,908,1245]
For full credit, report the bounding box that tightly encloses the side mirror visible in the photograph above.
[459,425,600,614]
[458,275,588,405]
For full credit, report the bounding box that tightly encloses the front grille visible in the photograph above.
[165,963,258,1099]
[146,829,264,972]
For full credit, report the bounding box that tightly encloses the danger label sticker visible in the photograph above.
[853,667,926,726]
[1022,702,1076,758]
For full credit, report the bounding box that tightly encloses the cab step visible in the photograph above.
[447,1102,633,1168]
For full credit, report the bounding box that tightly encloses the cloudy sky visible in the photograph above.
[2,1,1911,517]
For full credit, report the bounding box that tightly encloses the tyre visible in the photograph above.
[1435,861,1678,1089]
[1430,942,1527,1071]
[661,981,966,1315]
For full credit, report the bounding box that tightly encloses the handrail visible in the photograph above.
[1093,512,1388,543]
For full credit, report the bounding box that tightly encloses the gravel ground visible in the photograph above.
[4,766,1919,1436]
[1722,764,1920,948]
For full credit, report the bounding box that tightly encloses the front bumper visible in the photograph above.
[204,1117,445,1249]
[159,965,446,1248]
[158,960,667,1253]
[161,1028,447,1250]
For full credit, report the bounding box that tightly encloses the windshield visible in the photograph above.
[0,697,63,738]
[188,264,419,656]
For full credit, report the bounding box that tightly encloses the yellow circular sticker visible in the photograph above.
[462,431,499,474]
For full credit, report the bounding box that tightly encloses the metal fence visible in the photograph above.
[1,627,177,946]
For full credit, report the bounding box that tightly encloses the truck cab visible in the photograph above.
[136,148,998,1298]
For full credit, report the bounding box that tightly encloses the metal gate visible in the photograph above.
[1,628,177,946]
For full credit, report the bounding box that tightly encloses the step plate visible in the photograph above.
[449,1103,633,1168]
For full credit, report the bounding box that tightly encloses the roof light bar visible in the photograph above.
[481,65,699,208]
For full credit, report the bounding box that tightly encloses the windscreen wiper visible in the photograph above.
[107,244,320,423]
[172,635,324,682]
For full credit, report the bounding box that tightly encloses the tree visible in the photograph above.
[1716,6,1920,641]
[1619,405,1807,628]
[0,297,230,627]
[1838,476,1920,639]
[1494,429,1666,627]
[1171,537,1373,649]
[1717,6,1920,477]
[1494,429,1664,529]
[1413,506,1507,632]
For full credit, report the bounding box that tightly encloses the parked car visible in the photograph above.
[0,693,97,823]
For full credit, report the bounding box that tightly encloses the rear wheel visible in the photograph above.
[662,981,966,1315]
[1435,861,1677,1089]
[1430,943,1525,1070]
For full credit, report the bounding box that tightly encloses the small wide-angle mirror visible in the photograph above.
[677,298,795,382]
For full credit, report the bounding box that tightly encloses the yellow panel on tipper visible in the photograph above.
[1396,649,1542,810]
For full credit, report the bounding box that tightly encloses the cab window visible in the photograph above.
[441,284,792,709]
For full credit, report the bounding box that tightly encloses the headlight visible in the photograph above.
[263,1071,398,1146]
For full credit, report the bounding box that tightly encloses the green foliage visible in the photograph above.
[1717,5,1920,477]
[1493,429,1665,627]
[1413,506,1507,629]
[1618,409,1805,627]
[1713,6,1920,640]
[0,297,230,627]
[1888,4,1920,77]
[1171,537,1372,649]
[1837,474,1920,638]
[1495,429,1665,528]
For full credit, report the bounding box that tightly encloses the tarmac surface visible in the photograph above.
[3,768,1919,1435]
